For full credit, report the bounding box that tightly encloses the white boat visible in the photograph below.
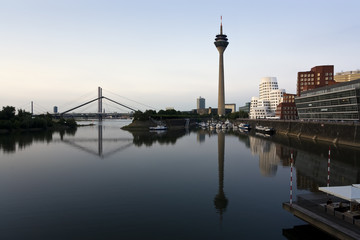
[255,125,274,134]
[149,125,167,131]
[216,123,222,129]
[239,123,251,131]
[197,122,207,128]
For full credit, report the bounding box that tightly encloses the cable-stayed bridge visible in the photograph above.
[28,87,155,118]
[58,87,136,119]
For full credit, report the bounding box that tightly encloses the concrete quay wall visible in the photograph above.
[238,119,360,148]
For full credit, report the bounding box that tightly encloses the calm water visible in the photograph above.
[0,119,358,239]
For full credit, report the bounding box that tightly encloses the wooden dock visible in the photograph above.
[283,193,360,240]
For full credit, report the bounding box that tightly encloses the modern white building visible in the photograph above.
[249,77,285,119]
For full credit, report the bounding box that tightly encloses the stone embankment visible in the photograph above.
[237,119,360,148]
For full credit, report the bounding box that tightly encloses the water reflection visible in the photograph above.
[214,131,228,219]
[235,131,360,191]
[249,135,280,177]
[3,122,360,239]
[0,129,76,154]
[60,124,133,158]
[3,125,360,191]
[127,129,188,147]
[282,224,337,240]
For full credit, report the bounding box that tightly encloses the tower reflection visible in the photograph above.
[214,131,228,219]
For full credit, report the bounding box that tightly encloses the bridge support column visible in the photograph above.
[98,87,102,121]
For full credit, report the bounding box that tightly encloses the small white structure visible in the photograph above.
[319,185,360,203]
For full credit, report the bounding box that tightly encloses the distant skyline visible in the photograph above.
[1,0,359,113]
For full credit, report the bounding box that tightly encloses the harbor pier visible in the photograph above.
[283,193,360,240]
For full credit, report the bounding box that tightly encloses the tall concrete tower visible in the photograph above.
[214,17,229,116]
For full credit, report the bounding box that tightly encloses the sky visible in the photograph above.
[1,0,359,114]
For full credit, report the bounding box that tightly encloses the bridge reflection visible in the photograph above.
[55,124,133,158]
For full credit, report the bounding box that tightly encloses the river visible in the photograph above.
[1,119,358,239]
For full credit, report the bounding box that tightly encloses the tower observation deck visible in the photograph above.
[214,17,229,116]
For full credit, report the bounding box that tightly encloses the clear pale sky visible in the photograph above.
[1,0,359,113]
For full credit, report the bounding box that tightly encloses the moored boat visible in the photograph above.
[255,125,275,134]
[239,123,251,131]
[149,125,167,131]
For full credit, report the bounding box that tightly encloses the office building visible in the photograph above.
[239,102,250,113]
[197,96,205,110]
[225,104,236,113]
[275,93,298,120]
[295,78,360,121]
[297,65,336,96]
[334,70,360,82]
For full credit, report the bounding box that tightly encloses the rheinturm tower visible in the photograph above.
[214,17,229,116]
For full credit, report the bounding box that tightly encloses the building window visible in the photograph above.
[317,82,320,85]
[318,73,321,76]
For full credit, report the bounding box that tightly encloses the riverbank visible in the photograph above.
[237,119,360,148]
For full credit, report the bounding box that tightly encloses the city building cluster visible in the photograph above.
[196,23,360,122]
[245,65,360,121]
[196,65,360,122]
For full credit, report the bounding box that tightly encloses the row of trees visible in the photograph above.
[0,106,77,130]
[132,109,248,121]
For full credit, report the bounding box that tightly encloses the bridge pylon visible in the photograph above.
[98,86,103,121]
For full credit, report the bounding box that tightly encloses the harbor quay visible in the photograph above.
[283,193,360,240]
[235,119,360,148]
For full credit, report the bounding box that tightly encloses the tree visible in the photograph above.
[238,110,249,118]
[0,106,16,120]
[17,109,32,120]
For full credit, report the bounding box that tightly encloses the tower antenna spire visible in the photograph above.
[220,16,223,34]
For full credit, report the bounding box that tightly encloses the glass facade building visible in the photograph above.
[295,79,360,121]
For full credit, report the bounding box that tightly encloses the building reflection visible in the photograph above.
[249,135,281,177]
[196,131,206,143]
[214,131,228,220]
[295,147,360,191]
[245,132,360,191]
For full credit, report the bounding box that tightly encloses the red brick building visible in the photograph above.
[297,65,336,96]
[275,93,298,120]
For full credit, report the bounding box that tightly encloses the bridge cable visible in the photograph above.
[102,88,157,111]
